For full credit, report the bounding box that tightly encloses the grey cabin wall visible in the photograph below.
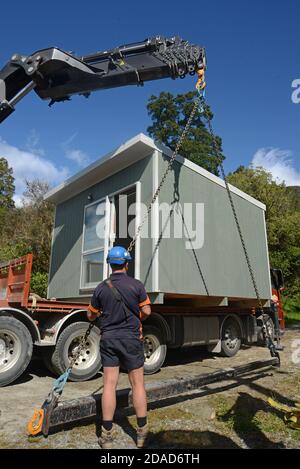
[48,154,154,300]
[48,146,271,302]
[156,152,271,300]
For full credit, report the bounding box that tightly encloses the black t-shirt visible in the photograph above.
[90,272,150,339]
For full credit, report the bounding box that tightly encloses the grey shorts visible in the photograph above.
[100,337,144,370]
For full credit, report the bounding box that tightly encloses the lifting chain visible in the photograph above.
[27,321,95,437]
[28,68,281,437]
[27,77,205,439]
[64,68,280,384]
[67,324,93,369]
[81,69,280,368]
[59,78,204,383]
[195,81,280,364]
[127,94,202,254]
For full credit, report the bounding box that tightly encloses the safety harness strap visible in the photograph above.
[104,278,132,321]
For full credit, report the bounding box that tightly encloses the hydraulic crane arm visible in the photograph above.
[0,36,206,123]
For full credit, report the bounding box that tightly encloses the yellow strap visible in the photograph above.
[268,398,300,430]
[284,413,300,429]
[268,397,296,413]
[268,397,300,413]
[196,69,206,90]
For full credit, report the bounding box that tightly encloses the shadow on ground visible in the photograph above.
[150,430,240,448]
[219,391,286,449]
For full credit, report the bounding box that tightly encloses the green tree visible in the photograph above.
[18,180,55,273]
[227,166,300,298]
[147,91,225,175]
[30,271,49,298]
[0,157,15,228]
[0,180,55,275]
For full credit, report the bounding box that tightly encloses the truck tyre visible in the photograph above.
[143,325,167,375]
[41,346,58,375]
[220,317,241,357]
[257,314,275,346]
[0,316,33,386]
[51,322,101,382]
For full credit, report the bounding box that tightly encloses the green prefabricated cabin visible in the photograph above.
[45,133,271,306]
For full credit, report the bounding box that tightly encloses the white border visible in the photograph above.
[79,196,107,291]
[152,150,160,291]
[135,182,141,280]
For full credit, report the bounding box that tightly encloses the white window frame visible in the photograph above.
[79,182,141,292]
[80,196,110,290]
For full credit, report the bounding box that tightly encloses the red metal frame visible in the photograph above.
[0,254,33,307]
[28,300,89,313]
[0,254,88,312]
[0,255,286,324]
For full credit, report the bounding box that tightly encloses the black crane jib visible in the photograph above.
[0,36,206,123]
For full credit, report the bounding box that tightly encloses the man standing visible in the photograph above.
[87,246,151,449]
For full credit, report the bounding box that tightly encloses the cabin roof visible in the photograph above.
[44,133,266,210]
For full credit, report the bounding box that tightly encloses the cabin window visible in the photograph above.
[81,200,106,289]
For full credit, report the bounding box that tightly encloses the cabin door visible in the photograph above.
[109,186,136,278]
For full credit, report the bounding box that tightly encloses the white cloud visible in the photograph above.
[251,147,300,186]
[61,132,78,147]
[65,148,90,167]
[25,129,45,156]
[0,137,69,206]
[61,133,90,168]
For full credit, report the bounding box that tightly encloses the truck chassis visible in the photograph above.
[0,255,282,386]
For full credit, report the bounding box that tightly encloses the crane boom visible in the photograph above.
[0,36,206,123]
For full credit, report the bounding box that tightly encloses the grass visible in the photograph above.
[128,406,194,433]
[213,395,283,434]
[211,394,300,447]
[282,296,300,325]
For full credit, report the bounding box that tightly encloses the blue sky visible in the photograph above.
[1,0,299,203]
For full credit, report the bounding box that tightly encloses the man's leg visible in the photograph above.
[100,366,119,449]
[128,367,148,447]
[102,366,120,421]
[128,367,147,417]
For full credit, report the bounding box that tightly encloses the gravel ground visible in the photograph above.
[0,327,299,449]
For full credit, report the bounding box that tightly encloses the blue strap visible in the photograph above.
[53,368,71,395]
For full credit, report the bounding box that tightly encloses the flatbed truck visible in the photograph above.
[0,254,284,386]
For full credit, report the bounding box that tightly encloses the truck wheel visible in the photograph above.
[143,325,167,375]
[220,317,241,357]
[257,314,275,346]
[0,316,33,386]
[51,322,101,382]
[41,346,57,375]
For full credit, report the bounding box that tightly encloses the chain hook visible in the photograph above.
[196,69,206,91]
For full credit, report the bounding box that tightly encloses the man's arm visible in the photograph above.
[87,289,102,321]
[139,288,151,320]
[87,304,101,321]
[140,304,151,321]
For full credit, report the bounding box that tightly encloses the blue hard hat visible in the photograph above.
[106,246,132,265]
